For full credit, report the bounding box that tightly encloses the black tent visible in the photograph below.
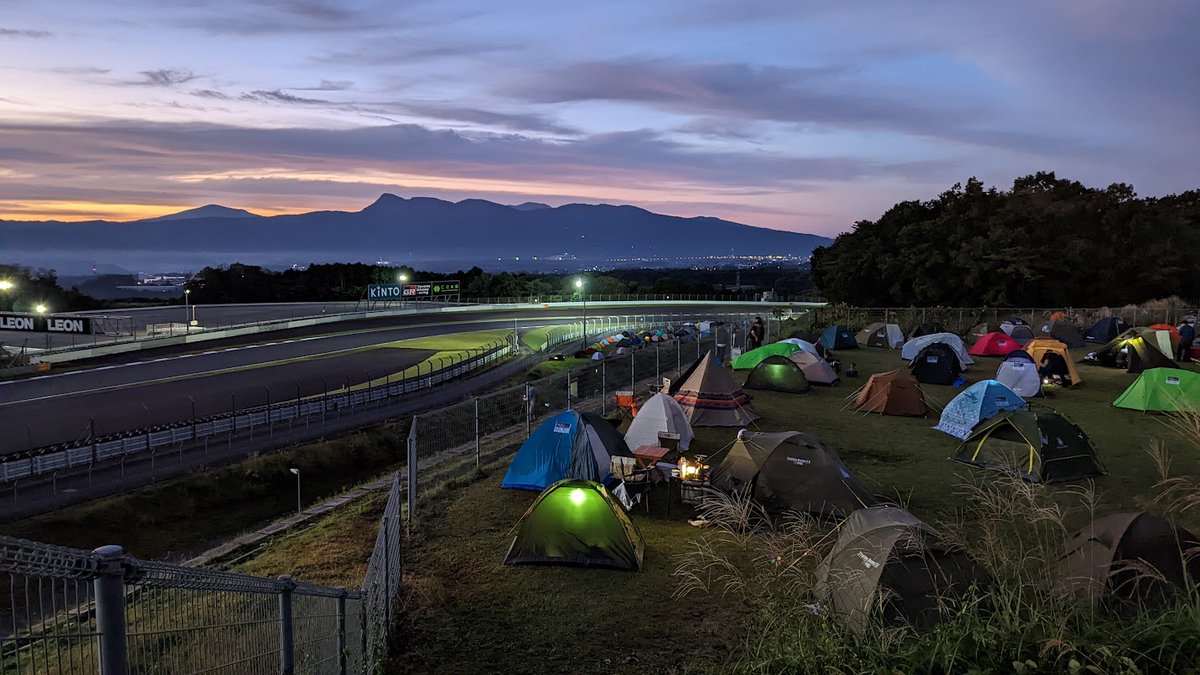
[909,342,963,385]
[909,323,944,340]
[1085,317,1130,344]
[1044,320,1085,348]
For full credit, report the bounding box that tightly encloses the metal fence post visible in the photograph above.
[406,423,417,529]
[524,384,531,438]
[337,587,348,675]
[474,397,481,469]
[382,516,392,629]
[655,343,660,382]
[566,370,571,410]
[93,545,128,675]
[279,575,296,675]
[601,360,607,415]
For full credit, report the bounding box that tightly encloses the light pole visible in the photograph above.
[184,288,191,334]
[35,304,48,349]
[0,279,13,311]
[398,273,408,308]
[575,277,587,351]
[289,468,301,514]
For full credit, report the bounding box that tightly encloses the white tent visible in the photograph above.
[624,392,694,451]
[777,338,822,357]
[996,357,1041,398]
[900,332,974,366]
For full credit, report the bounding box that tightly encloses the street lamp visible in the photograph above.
[184,288,191,334]
[34,304,47,314]
[0,279,13,312]
[575,277,587,351]
[289,468,301,514]
[398,273,408,308]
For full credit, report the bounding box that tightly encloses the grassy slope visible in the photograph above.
[395,344,1200,674]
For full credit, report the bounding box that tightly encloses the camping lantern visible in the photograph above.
[677,457,710,481]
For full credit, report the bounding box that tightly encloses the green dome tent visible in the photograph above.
[731,342,801,370]
[953,409,1103,484]
[1113,368,1200,412]
[744,355,811,394]
[504,479,644,570]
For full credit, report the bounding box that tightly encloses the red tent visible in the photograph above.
[969,332,1023,357]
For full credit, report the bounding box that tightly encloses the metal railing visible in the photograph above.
[795,305,1200,337]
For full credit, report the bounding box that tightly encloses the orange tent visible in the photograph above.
[1049,311,1067,321]
[1025,337,1082,386]
[1149,323,1180,347]
[851,370,930,417]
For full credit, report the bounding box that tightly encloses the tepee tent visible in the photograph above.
[504,479,645,570]
[623,392,695,451]
[672,352,760,426]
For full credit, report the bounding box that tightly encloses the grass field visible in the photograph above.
[395,343,1200,673]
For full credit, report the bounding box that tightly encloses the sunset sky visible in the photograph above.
[0,0,1196,235]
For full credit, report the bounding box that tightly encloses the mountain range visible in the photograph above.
[0,195,832,272]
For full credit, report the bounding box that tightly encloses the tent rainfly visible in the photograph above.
[732,342,801,370]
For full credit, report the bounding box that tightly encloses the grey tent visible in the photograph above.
[1042,320,1085,348]
[709,431,875,518]
[1060,512,1200,608]
[815,506,985,633]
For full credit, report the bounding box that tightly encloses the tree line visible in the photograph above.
[811,173,1200,306]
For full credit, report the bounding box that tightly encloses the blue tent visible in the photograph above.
[501,410,632,491]
[933,380,1026,440]
[819,325,858,350]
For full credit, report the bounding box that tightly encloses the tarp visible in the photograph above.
[900,332,974,365]
[502,410,632,491]
[744,355,811,394]
[819,325,858,350]
[788,350,839,385]
[953,409,1103,483]
[933,380,1025,440]
[1113,367,1200,412]
[504,479,645,570]
[672,352,760,427]
[969,332,1022,357]
[851,370,930,416]
[996,352,1042,398]
[777,338,821,357]
[856,322,905,349]
[709,431,875,518]
[624,392,695,451]
[732,342,801,370]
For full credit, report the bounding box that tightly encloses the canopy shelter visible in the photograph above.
[732,342,801,370]
[900,333,974,366]
[744,355,811,394]
[672,351,760,427]
[1025,337,1083,385]
[1059,511,1200,609]
[504,479,645,571]
[953,409,1103,483]
[1112,368,1200,412]
[709,431,875,518]
[850,370,930,417]
[623,392,695,451]
[788,350,839,385]
[856,322,905,349]
[933,379,1026,440]
[502,410,633,491]
[815,506,985,634]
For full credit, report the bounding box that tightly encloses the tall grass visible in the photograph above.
[673,416,1200,673]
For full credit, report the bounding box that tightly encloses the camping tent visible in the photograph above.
[908,323,944,340]
[995,351,1042,398]
[1059,512,1200,608]
[709,431,875,518]
[856,322,905,349]
[668,354,706,396]
[624,392,695,451]
[732,342,801,370]
[777,338,821,357]
[1094,328,1176,374]
[900,332,974,365]
[1004,316,1030,326]
[788,351,840,385]
[909,342,964,385]
[502,410,633,491]
[672,352,760,426]
[1043,320,1085,348]
[969,332,1022,357]
[504,479,645,570]
[1149,323,1181,345]
[933,380,1026,440]
[814,506,984,633]
[1009,324,1037,345]
[1025,337,1083,385]
[744,355,811,394]
[1085,316,1130,344]
[953,409,1103,483]
[851,370,930,416]
[819,325,858,351]
[1112,368,1200,412]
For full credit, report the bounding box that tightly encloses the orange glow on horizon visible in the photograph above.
[0,200,309,222]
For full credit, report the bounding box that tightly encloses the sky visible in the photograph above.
[0,0,1196,236]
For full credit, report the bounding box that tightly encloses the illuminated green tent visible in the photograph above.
[504,479,644,570]
[744,355,811,394]
[1113,368,1200,412]
[732,342,801,370]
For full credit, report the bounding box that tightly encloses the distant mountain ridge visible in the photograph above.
[0,194,832,270]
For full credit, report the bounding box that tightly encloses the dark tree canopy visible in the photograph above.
[811,173,1200,306]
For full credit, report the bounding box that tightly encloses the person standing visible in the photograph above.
[747,317,764,351]
[1178,320,1195,363]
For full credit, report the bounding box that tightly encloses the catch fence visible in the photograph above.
[0,472,404,673]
